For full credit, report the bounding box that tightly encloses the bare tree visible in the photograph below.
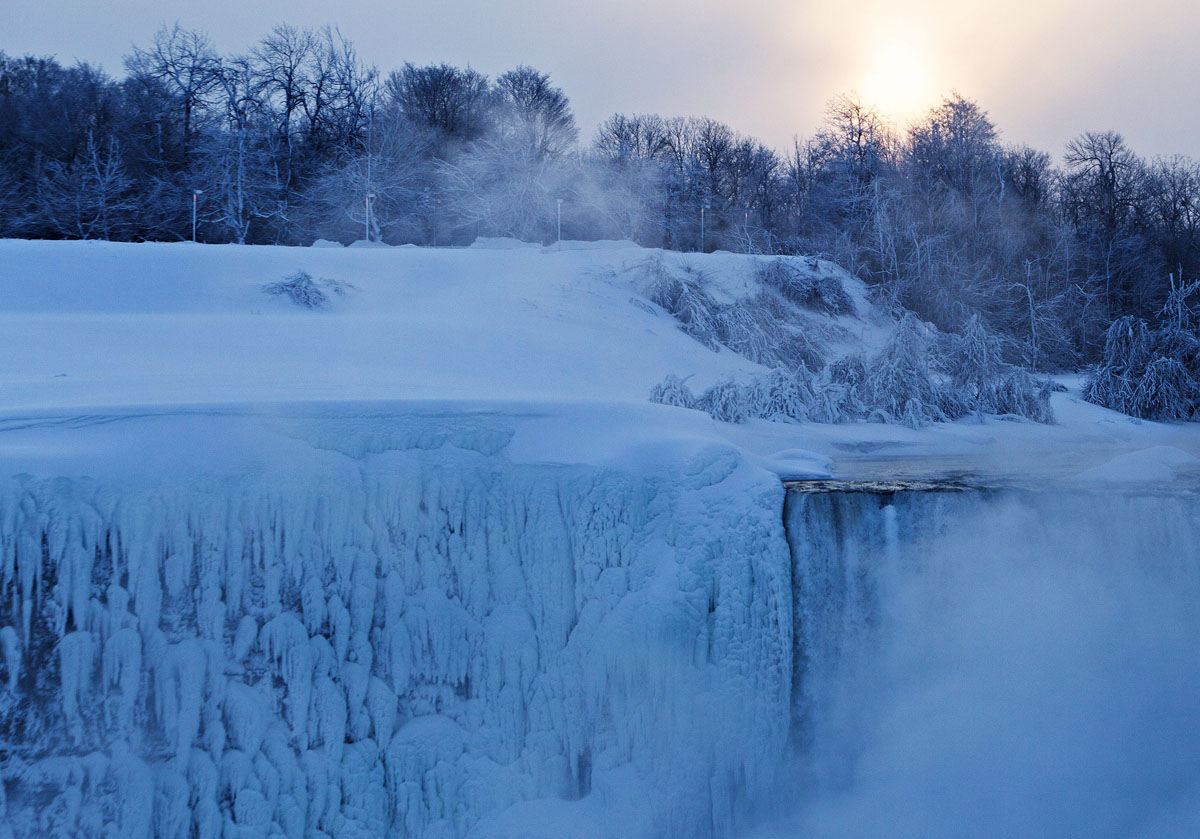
[385,63,492,150]
[125,25,220,159]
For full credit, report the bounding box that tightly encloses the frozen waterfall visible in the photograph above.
[0,439,791,839]
[4,430,1200,838]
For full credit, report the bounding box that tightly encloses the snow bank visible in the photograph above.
[1071,445,1200,484]
[468,237,542,250]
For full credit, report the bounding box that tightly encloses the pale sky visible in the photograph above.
[3,0,1197,159]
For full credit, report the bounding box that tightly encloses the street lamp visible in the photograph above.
[365,192,376,243]
[556,198,563,248]
[191,189,204,243]
[700,203,710,253]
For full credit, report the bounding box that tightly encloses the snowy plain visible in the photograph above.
[1,238,1199,838]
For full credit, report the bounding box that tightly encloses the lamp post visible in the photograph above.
[556,198,563,248]
[700,203,709,253]
[191,189,204,243]
[365,192,376,243]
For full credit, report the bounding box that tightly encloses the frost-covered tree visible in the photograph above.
[493,66,577,161]
[40,132,137,240]
[200,55,279,243]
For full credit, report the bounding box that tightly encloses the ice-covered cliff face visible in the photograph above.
[775,487,1200,838]
[0,432,792,839]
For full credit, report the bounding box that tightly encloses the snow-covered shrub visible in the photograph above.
[642,257,725,350]
[757,258,855,316]
[1084,302,1200,420]
[1084,365,1136,415]
[992,369,1056,423]
[863,313,952,425]
[647,265,1055,427]
[649,373,696,409]
[941,315,1055,422]
[716,293,826,372]
[263,270,353,309]
[694,378,751,423]
[1131,357,1194,421]
[816,355,870,422]
[674,369,816,425]
[713,297,775,363]
[652,369,818,425]
[1101,316,1155,372]
[946,315,1002,409]
[743,369,816,423]
[641,258,827,371]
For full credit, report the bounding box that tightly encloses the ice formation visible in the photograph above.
[0,435,792,838]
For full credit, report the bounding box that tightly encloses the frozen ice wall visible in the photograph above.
[0,433,792,838]
[773,487,1200,838]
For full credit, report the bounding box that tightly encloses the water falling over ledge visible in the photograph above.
[763,483,1200,838]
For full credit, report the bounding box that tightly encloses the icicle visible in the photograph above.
[58,630,94,744]
[0,625,19,690]
[102,626,141,733]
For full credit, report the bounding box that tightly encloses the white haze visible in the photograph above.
[757,492,1200,838]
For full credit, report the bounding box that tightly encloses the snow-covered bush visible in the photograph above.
[716,293,826,372]
[756,258,855,317]
[652,369,815,424]
[1084,365,1136,415]
[647,263,1054,428]
[1084,290,1200,420]
[642,258,725,350]
[992,368,1056,423]
[693,378,750,423]
[641,258,827,371]
[946,315,1002,407]
[940,315,1055,422]
[810,356,869,423]
[263,270,354,309]
[649,373,696,409]
[653,312,1056,428]
[743,369,816,423]
[863,314,952,426]
[1130,357,1193,421]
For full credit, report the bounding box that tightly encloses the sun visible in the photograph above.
[856,38,939,125]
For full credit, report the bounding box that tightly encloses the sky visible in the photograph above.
[3,0,1197,159]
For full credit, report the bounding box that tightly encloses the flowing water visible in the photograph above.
[761,486,1200,838]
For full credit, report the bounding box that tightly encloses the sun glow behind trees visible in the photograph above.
[855,36,940,127]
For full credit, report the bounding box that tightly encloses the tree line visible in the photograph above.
[2,23,1199,372]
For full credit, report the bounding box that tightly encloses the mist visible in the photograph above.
[759,491,1200,838]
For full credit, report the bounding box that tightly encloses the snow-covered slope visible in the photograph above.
[0,239,779,411]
